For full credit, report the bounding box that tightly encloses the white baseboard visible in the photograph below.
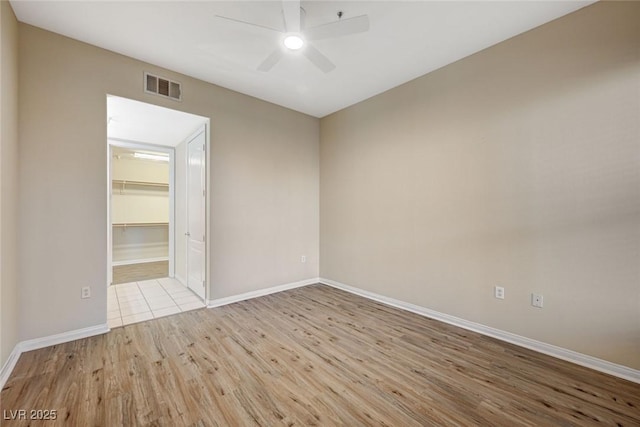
[112,256,168,266]
[207,277,320,308]
[19,324,110,353]
[0,345,22,391]
[320,277,640,384]
[0,323,109,390]
[4,279,637,391]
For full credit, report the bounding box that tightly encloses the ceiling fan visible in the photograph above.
[215,0,370,73]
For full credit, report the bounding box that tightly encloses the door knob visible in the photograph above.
[185,232,191,236]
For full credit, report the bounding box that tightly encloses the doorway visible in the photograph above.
[110,144,172,284]
[106,95,210,328]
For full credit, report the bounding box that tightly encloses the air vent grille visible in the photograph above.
[144,72,181,101]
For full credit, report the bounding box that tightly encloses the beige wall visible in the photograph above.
[320,1,640,370]
[110,151,170,263]
[112,226,168,263]
[0,0,19,367]
[111,155,170,225]
[111,150,170,184]
[18,24,319,340]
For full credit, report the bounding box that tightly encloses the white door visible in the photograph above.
[187,130,206,299]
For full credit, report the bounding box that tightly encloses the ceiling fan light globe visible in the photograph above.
[283,34,304,50]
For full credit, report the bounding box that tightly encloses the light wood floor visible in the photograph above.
[112,260,169,284]
[2,284,639,426]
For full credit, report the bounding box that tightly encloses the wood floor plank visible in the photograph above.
[1,284,639,426]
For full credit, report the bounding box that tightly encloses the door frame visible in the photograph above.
[107,139,176,285]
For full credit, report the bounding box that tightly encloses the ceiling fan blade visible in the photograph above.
[257,48,284,72]
[306,15,369,41]
[214,15,281,34]
[282,0,300,33]
[303,44,335,73]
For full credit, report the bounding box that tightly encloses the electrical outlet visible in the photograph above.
[301,255,307,263]
[81,286,91,299]
[494,286,505,299]
[531,293,543,308]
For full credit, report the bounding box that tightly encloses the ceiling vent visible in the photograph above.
[144,72,182,101]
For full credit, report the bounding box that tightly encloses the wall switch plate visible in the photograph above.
[494,286,505,299]
[81,286,91,299]
[301,255,307,263]
[531,293,543,308]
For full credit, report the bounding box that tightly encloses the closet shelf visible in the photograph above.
[112,179,169,188]
[113,222,169,227]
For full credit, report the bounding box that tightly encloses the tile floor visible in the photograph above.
[107,277,206,328]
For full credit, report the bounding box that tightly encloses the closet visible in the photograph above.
[111,147,170,274]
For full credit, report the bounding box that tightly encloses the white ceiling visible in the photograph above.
[12,1,595,118]
[107,95,208,147]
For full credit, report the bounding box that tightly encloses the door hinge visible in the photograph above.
[202,280,205,288]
